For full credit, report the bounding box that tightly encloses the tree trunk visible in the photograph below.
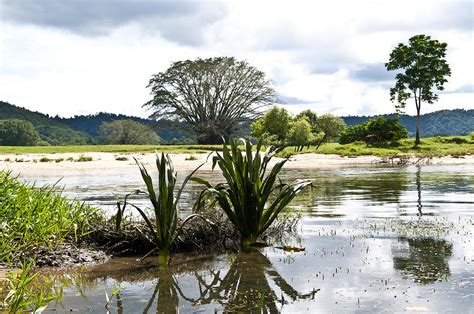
[414,90,421,146]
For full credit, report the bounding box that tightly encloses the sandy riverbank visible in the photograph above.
[1,152,473,176]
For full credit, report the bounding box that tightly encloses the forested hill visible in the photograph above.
[0,101,91,145]
[0,101,192,144]
[342,109,474,137]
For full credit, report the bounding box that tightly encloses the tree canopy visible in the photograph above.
[0,119,41,146]
[99,120,161,145]
[145,57,276,144]
[385,34,451,145]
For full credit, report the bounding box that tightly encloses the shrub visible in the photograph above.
[364,116,408,145]
[339,116,408,146]
[339,124,367,144]
[99,119,161,145]
[193,138,312,248]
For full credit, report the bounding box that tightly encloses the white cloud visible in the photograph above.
[1,0,472,118]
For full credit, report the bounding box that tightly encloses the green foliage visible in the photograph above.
[339,116,408,146]
[286,117,313,148]
[251,106,290,144]
[99,119,161,145]
[0,101,90,145]
[0,119,41,146]
[0,171,100,264]
[145,57,276,144]
[36,125,89,145]
[339,124,367,145]
[315,114,346,145]
[296,110,318,132]
[252,107,343,150]
[470,131,474,140]
[364,116,409,145]
[127,153,214,265]
[193,138,312,247]
[386,34,451,144]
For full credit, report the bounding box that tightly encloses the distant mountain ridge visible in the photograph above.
[0,100,472,145]
[342,109,474,137]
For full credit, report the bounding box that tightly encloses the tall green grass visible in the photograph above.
[193,139,312,248]
[0,171,100,264]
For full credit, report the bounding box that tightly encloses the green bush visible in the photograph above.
[364,116,408,145]
[339,124,367,144]
[99,119,161,145]
[339,116,408,146]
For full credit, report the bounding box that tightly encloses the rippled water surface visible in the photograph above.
[17,165,474,312]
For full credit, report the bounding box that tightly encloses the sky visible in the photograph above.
[0,0,473,118]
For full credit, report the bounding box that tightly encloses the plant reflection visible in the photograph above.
[144,250,318,313]
[392,237,453,284]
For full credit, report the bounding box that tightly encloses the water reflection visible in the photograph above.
[38,251,316,313]
[416,166,423,216]
[392,237,453,284]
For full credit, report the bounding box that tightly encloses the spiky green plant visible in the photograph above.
[129,153,214,266]
[193,138,311,248]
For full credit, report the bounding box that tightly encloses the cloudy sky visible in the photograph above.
[0,0,472,118]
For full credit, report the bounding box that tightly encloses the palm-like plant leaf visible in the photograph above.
[194,138,311,247]
[129,153,209,266]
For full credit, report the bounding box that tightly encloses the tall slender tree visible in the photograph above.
[385,34,451,145]
[145,57,276,144]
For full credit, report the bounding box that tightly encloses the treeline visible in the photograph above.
[0,101,194,145]
[0,100,472,146]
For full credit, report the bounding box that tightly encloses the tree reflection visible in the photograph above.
[143,250,318,313]
[416,166,423,216]
[392,237,453,284]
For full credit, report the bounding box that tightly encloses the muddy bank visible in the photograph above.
[3,213,296,268]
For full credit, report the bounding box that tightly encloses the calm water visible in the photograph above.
[17,165,474,312]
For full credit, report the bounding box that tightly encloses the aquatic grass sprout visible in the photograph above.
[193,138,312,247]
[0,262,57,312]
[0,171,100,264]
[127,152,216,266]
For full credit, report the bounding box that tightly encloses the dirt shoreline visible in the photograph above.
[1,152,473,176]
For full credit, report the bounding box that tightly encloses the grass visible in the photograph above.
[0,136,472,158]
[0,171,101,265]
[75,154,93,162]
[0,144,221,155]
[279,135,474,158]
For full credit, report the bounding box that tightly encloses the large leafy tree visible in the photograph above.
[314,114,346,149]
[385,34,451,145]
[145,57,276,144]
